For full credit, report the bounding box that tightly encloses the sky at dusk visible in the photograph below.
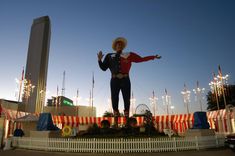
[0,0,235,116]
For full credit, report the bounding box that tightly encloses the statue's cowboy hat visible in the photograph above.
[112,37,127,51]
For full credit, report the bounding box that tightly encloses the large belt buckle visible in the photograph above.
[116,73,124,79]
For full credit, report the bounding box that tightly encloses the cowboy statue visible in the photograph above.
[97,37,161,127]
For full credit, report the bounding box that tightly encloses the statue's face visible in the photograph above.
[115,41,125,52]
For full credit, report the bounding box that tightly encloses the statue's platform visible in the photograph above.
[185,129,215,137]
[30,130,61,138]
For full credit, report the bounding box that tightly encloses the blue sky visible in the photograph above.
[0,0,235,116]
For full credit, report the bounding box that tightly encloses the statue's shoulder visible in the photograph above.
[121,52,131,59]
[107,53,116,58]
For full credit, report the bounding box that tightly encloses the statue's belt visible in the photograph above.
[112,73,129,79]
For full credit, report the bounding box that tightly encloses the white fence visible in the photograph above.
[11,136,225,153]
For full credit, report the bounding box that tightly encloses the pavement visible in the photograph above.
[0,148,234,156]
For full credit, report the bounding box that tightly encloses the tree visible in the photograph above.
[206,85,235,111]
[103,111,114,117]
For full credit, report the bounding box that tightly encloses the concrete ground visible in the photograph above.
[0,148,234,156]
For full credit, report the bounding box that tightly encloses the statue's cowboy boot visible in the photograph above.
[124,110,130,127]
[113,110,120,128]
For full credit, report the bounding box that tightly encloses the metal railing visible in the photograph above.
[11,135,225,153]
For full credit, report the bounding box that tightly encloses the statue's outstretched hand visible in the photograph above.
[97,51,104,61]
[155,55,161,59]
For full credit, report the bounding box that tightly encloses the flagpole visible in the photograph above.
[91,72,94,108]
[91,72,94,116]
[218,65,231,133]
[76,88,79,106]
[165,89,169,115]
[152,91,156,117]
[89,90,91,107]
[213,72,220,110]
[56,85,59,97]
[89,90,91,117]
[197,81,203,111]
[18,67,24,102]
[218,65,227,108]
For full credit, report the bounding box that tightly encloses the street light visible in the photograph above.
[23,79,35,99]
[130,92,136,116]
[170,105,175,114]
[193,81,205,111]
[181,84,191,114]
[15,78,20,101]
[149,90,158,117]
[209,73,220,110]
[107,98,112,113]
[209,73,229,110]
[39,90,44,113]
[73,89,82,106]
[162,89,171,115]
[23,79,35,113]
[86,90,94,107]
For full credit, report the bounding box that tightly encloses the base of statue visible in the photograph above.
[185,129,215,137]
[30,130,61,138]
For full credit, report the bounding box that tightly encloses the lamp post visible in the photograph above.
[181,84,191,114]
[162,89,171,115]
[149,90,158,117]
[218,66,229,108]
[170,105,175,114]
[130,92,136,116]
[86,90,94,117]
[107,98,112,113]
[217,65,232,133]
[23,79,35,113]
[209,72,229,110]
[193,81,205,112]
[209,73,220,110]
[15,78,20,101]
[39,90,44,113]
[73,89,82,106]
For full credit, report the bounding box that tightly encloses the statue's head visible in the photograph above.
[112,37,127,52]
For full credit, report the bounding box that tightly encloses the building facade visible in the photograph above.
[23,16,51,113]
[47,96,74,107]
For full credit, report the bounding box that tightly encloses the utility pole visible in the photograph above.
[61,71,65,96]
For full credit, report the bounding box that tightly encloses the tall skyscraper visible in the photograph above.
[23,16,51,113]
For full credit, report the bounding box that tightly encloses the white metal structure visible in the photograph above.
[11,136,225,153]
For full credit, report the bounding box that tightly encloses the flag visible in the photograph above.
[165,88,167,95]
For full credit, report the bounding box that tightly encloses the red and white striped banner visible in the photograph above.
[53,114,194,134]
